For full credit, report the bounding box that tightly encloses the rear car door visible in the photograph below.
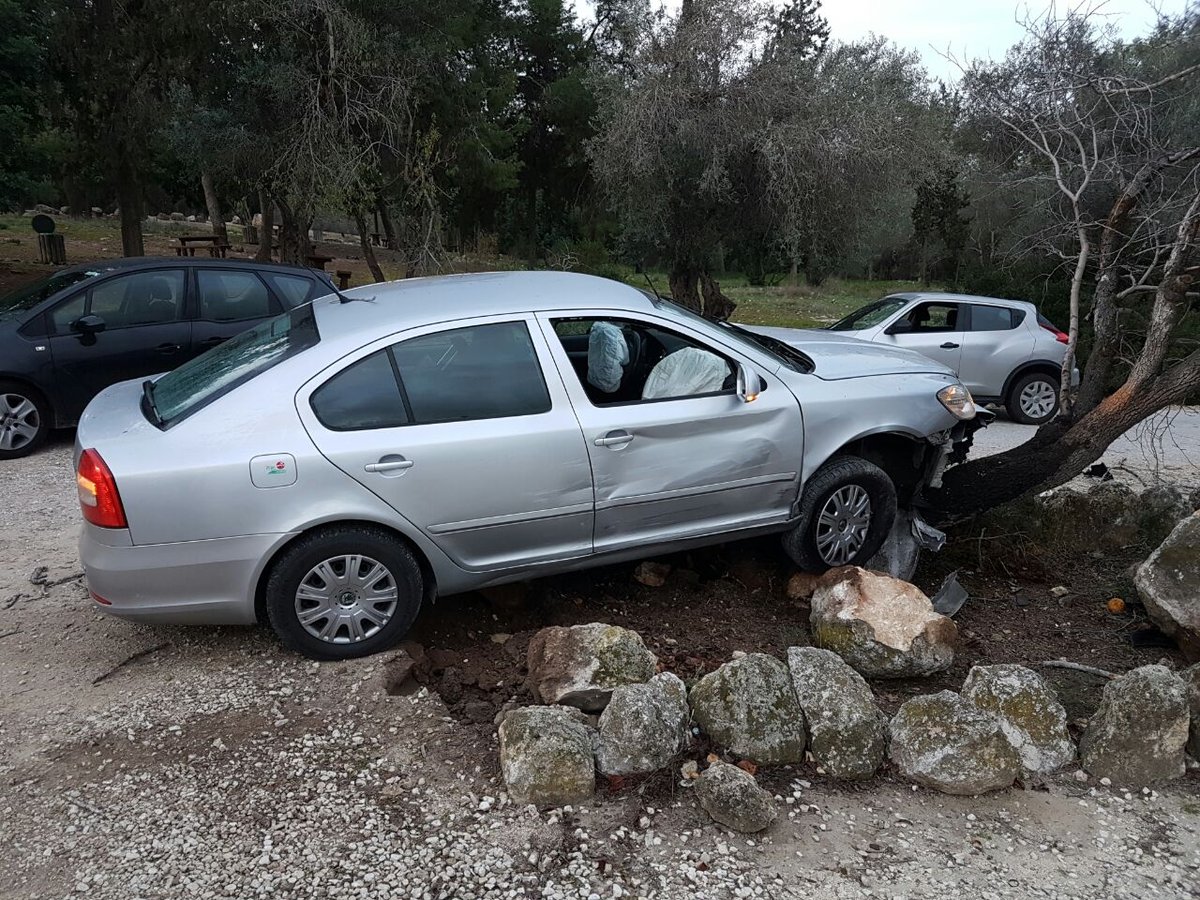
[538,311,803,554]
[296,316,595,572]
[189,268,284,358]
[46,268,191,421]
[958,303,1030,397]
[878,300,965,373]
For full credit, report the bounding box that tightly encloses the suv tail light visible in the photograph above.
[1036,312,1069,344]
[77,449,128,528]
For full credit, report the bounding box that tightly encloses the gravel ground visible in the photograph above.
[1,433,1199,900]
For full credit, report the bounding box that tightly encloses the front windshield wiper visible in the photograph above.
[141,379,163,427]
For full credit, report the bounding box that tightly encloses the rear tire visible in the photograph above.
[1006,371,1059,425]
[265,525,423,660]
[783,456,898,573]
[0,381,50,460]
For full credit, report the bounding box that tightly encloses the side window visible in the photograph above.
[197,270,274,322]
[50,293,87,334]
[311,350,409,431]
[551,317,735,405]
[970,305,1017,331]
[89,270,186,328]
[904,302,961,333]
[392,322,550,424]
[265,273,317,308]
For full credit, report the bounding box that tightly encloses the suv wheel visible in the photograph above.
[265,525,423,660]
[0,381,50,460]
[783,456,898,573]
[1006,372,1059,425]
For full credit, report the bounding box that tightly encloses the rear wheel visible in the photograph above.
[783,456,898,573]
[265,525,423,660]
[1006,371,1059,425]
[0,381,50,460]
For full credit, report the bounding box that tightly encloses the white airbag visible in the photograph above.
[642,347,729,400]
[587,321,629,393]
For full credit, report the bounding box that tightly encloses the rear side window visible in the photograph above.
[311,351,409,430]
[265,273,318,307]
[970,305,1020,331]
[197,270,274,322]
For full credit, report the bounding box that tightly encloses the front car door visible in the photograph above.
[296,315,595,572]
[878,300,965,374]
[46,268,191,421]
[537,311,804,554]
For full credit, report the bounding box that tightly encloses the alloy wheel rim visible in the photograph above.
[815,484,872,566]
[1019,380,1057,419]
[0,393,40,452]
[294,554,399,644]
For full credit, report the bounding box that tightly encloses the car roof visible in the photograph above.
[884,291,1034,309]
[315,271,655,339]
[60,257,331,277]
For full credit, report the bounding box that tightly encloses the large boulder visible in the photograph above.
[1182,664,1200,760]
[688,653,807,765]
[525,623,657,713]
[1134,513,1200,661]
[889,691,1021,795]
[1138,484,1193,547]
[809,567,957,678]
[596,672,689,775]
[785,646,886,779]
[694,761,777,833]
[1079,665,1190,786]
[498,706,596,807]
[961,664,1075,775]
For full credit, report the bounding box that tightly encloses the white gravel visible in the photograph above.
[1,437,1198,899]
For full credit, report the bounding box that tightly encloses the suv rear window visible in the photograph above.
[146,304,320,427]
[969,304,1021,331]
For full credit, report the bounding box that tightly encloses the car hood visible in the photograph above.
[745,326,955,380]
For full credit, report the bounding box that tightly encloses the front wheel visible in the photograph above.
[1006,372,1060,425]
[0,381,50,460]
[783,456,898,573]
[265,525,424,660]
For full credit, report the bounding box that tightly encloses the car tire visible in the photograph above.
[1006,371,1060,425]
[0,381,50,460]
[265,525,423,661]
[782,455,898,574]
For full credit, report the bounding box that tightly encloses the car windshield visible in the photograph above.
[828,298,908,331]
[655,298,813,372]
[0,269,104,321]
[146,303,320,427]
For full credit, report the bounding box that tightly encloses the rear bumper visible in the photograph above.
[79,525,286,625]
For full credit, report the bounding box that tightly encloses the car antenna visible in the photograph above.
[334,285,374,304]
[636,264,662,302]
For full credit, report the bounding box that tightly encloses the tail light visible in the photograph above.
[77,449,128,528]
[1038,318,1069,344]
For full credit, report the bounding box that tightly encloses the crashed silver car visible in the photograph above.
[75,272,984,659]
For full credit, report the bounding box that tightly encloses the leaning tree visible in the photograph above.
[930,8,1200,517]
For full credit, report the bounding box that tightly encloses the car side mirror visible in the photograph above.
[885,320,912,335]
[736,363,763,403]
[72,314,107,335]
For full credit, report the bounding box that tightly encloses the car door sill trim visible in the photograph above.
[428,502,594,535]
[596,471,798,511]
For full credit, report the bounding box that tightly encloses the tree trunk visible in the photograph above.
[377,200,399,251]
[1058,220,1089,420]
[201,170,227,243]
[700,273,737,321]
[255,191,274,262]
[353,210,385,282]
[919,236,929,286]
[668,263,701,312]
[115,153,143,257]
[276,198,312,265]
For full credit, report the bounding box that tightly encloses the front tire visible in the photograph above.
[783,456,898,573]
[0,381,50,460]
[265,525,423,660]
[1006,372,1059,425]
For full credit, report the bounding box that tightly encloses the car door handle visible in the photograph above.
[200,336,226,347]
[595,430,634,448]
[156,343,182,354]
[940,342,960,349]
[364,457,414,474]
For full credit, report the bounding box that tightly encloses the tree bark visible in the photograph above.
[115,152,143,257]
[201,170,227,243]
[668,264,701,312]
[1058,220,1089,419]
[353,210,385,282]
[377,200,398,251]
[255,191,274,262]
[275,198,312,265]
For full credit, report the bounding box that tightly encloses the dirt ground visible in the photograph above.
[1,434,1198,899]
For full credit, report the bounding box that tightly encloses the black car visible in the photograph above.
[0,257,337,458]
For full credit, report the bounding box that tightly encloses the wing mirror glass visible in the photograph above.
[72,314,107,335]
[736,363,763,403]
[885,319,913,335]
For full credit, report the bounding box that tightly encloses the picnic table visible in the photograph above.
[305,253,335,270]
[176,235,230,257]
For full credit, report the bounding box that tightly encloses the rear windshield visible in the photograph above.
[146,304,320,427]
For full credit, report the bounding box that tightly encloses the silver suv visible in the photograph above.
[76,273,984,660]
[826,292,1072,425]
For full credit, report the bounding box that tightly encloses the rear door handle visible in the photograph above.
[200,336,226,347]
[940,342,960,349]
[595,430,634,448]
[156,343,182,354]
[365,456,414,474]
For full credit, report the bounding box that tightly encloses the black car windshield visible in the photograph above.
[828,297,908,331]
[0,269,104,321]
[146,304,320,427]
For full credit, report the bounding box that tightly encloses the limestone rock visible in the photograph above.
[1135,513,1200,661]
[498,706,596,807]
[785,646,885,779]
[785,571,821,602]
[596,672,689,775]
[1079,665,1189,785]
[961,664,1075,775]
[1182,664,1200,760]
[1138,484,1193,547]
[525,623,657,713]
[688,653,807,765]
[694,761,777,833]
[889,691,1021,795]
[633,561,671,588]
[809,566,956,678]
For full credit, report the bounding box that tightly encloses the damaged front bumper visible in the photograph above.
[923,408,995,489]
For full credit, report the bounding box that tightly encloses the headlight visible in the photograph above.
[937,383,976,420]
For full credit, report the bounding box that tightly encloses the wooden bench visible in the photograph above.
[335,269,351,290]
[305,253,334,270]
[176,235,230,257]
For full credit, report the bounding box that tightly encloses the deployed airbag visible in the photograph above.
[642,347,729,400]
[587,321,629,393]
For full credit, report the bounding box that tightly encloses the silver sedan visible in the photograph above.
[76,272,981,659]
